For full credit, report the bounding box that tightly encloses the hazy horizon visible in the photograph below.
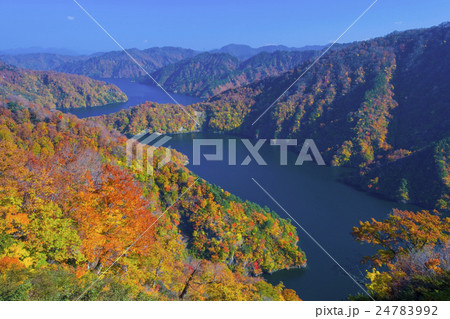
[1,20,448,56]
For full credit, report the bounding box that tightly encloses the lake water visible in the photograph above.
[168,132,417,301]
[63,79,418,300]
[65,78,202,118]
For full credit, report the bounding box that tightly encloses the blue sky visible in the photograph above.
[1,0,449,54]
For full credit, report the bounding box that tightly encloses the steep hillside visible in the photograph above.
[55,47,198,78]
[0,97,304,301]
[109,24,449,210]
[151,52,240,97]
[87,23,449,210]
[95,101,202,135]
[152,50,318,98]
[193,23,449,210]
[0,61,127,109]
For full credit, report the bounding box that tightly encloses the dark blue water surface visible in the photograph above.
[65,78,202,118]
[167,132,417,301]
[63,79,418,300]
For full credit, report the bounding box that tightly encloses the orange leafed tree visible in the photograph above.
[353,209,449,300]
[72,164,158,270]
[353,209,449,267]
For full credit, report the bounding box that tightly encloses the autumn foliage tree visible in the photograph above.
[72,164,157,271]
[353,209,450,300]
[0,96,302,301]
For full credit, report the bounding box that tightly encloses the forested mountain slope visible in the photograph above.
[194,23,449,210]
[95,101,201,136]
[0,48,319,99]
[100,23,449,210]
[0,88,304,299]
[151,50,318,98]
[151,53,240,98]
[0,61,127,109]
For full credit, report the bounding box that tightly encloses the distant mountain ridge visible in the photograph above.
[0,53,89,71]
[0,47,198,77]
[0,43,326,77]
[54,47,199,78]
[211,43,325,60]
[0,45,326,98]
